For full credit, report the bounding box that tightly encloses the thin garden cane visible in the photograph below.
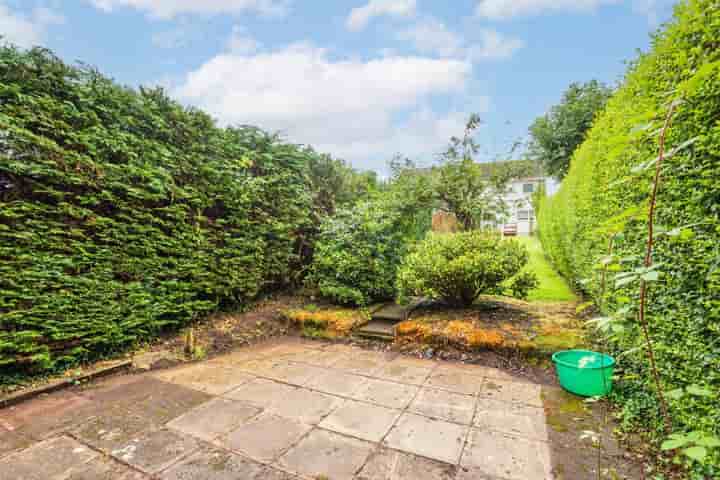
[638,102,678,434]
[596,234,616,480]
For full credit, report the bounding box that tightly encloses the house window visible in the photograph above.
[517,210,530,221]
[522,183,535,193]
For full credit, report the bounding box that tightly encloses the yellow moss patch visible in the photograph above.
[284,307,369,336]
[443,321,506,349]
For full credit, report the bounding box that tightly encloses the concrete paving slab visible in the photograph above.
[71,406,159,453]
[219,412,311,462]
[258,467,300,479]
[409,387,477,425]
[293,349,349,368]
[455,467,504,480]
[257,343,317,359]
[205,349,267,367]
[277,428,374,480]
[479,379,543,407]
[436,363,519,382]
[474,407,547,441]
[461,429,553,480]
[357,448,458,480]
[268,386,340,424]
[125,382,212,424]
[64,456,149,480]
[223,377,297,407]
[0,426,31,459]
[166,397,261,441]
[352,377,419,409]
[319,399,400,442]
[159,444,267,480]
[305,369,365,397]
[77,375,169,405]
[475,397,545,417]
[426,370,484,395]
[153,363,256,395]
[374,361,434,385]
[331,352,388,375]
[384,413,467,464]
[264,362,327,385]
[0,390,95,440]
[110,427,202,474]
[0,435,99,480]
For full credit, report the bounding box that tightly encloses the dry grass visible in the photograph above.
[283,306,369,337]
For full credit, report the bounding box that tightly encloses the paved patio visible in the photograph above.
[0,339,555,479]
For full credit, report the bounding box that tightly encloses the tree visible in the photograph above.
[529,80,613,179]
[435,114,514,230]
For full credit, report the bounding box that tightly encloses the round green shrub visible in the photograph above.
[396,231,532,307]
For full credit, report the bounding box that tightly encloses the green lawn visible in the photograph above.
[514,236,577,302]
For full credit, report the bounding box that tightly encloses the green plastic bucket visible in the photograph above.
[552,349,615,397]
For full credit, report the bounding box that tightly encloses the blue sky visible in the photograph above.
[2,0,676,173]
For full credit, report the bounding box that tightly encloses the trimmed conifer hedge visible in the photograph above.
[538,0,719,471]
[0,46,320,372]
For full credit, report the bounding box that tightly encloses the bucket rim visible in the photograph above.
[551,349,615,370]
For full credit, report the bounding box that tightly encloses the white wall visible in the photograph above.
[496,177,544,235]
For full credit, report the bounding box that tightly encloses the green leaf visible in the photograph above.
[641,271,660,282]
[661,438,689,450]
[666,388,685,400]
[686,385,713,397]
[615,275,637,288]
[696,436,720,448]
[682,446,707,462]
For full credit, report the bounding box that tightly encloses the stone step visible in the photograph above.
[354,319,397,341]
[371,298,426,322]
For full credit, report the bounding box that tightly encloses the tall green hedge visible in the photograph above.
[0,46,322,372]
[538,0,719,472]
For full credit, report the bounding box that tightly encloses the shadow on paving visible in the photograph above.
[0,337,641,479]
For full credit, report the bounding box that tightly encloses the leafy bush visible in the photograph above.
[307,164,434,306]
[308,201,414,306]
[537,0,720,473]
[0,46,331,374]
[396,232,533,307]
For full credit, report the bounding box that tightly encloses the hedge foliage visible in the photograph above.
[0,46,332,373]
[538,0,719,473]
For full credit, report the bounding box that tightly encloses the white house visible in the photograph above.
[496,176,547,236]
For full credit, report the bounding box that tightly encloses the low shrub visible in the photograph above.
[396,231,535,307]
[506,271,540,300]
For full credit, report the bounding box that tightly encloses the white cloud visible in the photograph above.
[314,107,487,171]
[397,17,463,57]
[0,4,64,49]
[399,18,523,61]
[88,0,289,19]
[226,26,261,53]
[346,0,416,31]
[469,29,524,60]
[174,42,473,170]
[475,0,620,19]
